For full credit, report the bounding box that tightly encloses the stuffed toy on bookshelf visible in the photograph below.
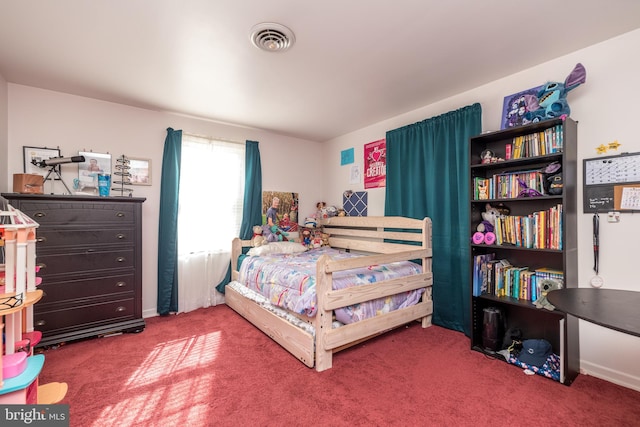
[524,63,586,124]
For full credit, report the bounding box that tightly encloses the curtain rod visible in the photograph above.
[182,131,244,146]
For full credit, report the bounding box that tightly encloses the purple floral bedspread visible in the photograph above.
[237,247,424,324]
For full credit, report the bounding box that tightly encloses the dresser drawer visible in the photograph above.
[37,274,135,305]
[34,298,136,333]
[36,227,135,249]
[17,201,137,225]
[37,248,135,277]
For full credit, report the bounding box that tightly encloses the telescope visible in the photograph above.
[31,155,86,194]
[31,155,86,168]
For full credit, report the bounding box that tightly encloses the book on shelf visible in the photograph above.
[508,125,564,160]
[474,177,490,200]
[472,253,495,296]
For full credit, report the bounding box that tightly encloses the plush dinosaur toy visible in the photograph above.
[524,63,586,124]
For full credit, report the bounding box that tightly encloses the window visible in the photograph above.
[178,134,245,254]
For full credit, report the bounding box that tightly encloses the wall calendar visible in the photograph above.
[583,152,640,213]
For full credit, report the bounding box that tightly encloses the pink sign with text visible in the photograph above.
[364,139,386,189]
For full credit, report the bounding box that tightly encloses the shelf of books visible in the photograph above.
[472,254,564,302]
[469,117,579,385]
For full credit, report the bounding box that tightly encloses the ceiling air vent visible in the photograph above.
[250,23,295,53]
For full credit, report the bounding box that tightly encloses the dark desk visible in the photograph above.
[547,288,640,338]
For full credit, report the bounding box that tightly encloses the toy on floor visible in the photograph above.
[524,63,586,124]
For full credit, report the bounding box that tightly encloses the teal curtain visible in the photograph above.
[385,103,481,335]
[157,128,182,315]
[216,140,262,293]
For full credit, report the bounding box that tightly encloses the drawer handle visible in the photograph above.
[116,233,126,240]
[116,257,126,263]
[35,320,46,326]
[37,263,47,270]
[116,281,127,288]
[116,306,126,312]
[116,212,125,218]
[34,212,46,218]
[36,237,47,243]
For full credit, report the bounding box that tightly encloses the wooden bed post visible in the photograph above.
[421,217,433,328]
[314,254,333,371]
[231,238,243,281]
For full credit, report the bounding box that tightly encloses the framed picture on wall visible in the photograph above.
[23,146,61,177]
[128,157,151,185]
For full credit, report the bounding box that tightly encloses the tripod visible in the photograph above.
[43,165,73,194]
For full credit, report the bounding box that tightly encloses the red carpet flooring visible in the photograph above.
[39,305,640,426]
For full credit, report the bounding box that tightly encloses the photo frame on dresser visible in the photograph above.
[77,151,111,195]
[22,146,61,177]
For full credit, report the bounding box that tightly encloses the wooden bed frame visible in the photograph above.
[225,216,433,371]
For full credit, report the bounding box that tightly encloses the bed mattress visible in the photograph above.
[237,246,424,324]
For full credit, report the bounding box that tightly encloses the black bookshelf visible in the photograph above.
[469,118,579,385]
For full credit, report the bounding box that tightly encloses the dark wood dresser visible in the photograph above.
[1,193,146,347]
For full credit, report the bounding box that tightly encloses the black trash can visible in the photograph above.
[482,307,503,351]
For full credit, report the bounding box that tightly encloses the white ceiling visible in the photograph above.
[1,1,640,142]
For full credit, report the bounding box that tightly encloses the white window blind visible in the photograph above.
[178,134,245,254]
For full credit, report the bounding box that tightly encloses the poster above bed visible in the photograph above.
[263,190,299,231]
[364,139,386,189]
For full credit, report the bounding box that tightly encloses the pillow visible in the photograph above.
[247,241,309,256]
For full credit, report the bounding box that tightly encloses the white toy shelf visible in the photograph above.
[0,199,67,404]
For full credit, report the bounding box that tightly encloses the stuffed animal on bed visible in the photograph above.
[311,235,322,248]
[262,225,288,243]
[524,63,586,124]
[301,228,312,248]
[316,202,328,218]
[251,225,267,247]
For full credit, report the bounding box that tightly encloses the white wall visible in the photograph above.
[323,29,640,391]
[5,84,322,321]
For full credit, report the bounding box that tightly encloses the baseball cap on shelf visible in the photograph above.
[519,339,552,367]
